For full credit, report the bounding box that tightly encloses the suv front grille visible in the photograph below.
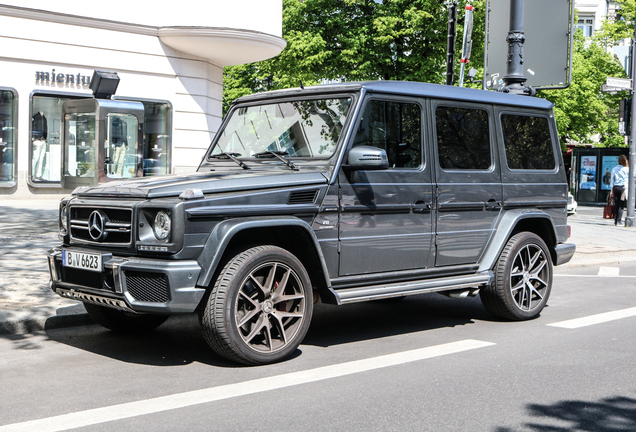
[124,271,170,303]
[69,206,133,245]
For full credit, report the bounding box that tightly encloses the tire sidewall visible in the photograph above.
[215,246,313,364]
[497,233,553,320]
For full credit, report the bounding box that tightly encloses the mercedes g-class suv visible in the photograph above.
[48,81,575,365]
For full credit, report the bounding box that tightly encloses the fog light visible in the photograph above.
[154,211,171,240]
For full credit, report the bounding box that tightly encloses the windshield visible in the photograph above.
[211,98,352,159]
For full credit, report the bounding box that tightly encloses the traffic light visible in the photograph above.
[619,98,631,136]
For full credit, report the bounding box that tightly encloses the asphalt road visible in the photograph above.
[1,262,635,432]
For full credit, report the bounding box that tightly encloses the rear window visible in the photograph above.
[501,114,555,170]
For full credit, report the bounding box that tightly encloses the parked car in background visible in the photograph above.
[567,192,577,215]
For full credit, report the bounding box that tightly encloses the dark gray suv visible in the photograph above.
[48,81,575,364]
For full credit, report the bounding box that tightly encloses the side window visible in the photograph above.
[353,100,422,168]
[501,114,555,170]
[436,106,490,170]
[0,89,17,185]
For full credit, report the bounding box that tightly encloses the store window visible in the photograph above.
[31,94,82,184]
[0,89,17,185]
[121,99,172,176]
[63,112,96,178]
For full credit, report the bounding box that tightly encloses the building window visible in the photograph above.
[31,94,82,184]
[576,16,594,37]
[140,101,172,176]
[0,89,17,185]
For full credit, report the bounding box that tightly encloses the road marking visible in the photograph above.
[0,339,494,432]
[598,266,620,277]
[554,274,636,278]
[547,307,636,329]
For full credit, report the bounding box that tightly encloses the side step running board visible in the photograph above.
[331,271,493,305]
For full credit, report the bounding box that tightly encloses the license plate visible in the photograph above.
[63,250,103,272]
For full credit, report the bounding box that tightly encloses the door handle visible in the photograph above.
[485,199,501,210]
[412,201,432,213]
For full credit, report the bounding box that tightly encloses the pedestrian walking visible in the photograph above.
[610,154,629,226]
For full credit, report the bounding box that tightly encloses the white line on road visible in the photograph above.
[0,339,495,432]
[547,306,636,329]
[598,266,620,277]
[554,274,636,278]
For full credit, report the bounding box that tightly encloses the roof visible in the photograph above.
[236,80,554,110]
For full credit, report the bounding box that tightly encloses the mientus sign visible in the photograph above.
[35,69,91,86]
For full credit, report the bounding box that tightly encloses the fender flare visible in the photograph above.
[196,216,332,290]
[478,209,558,272]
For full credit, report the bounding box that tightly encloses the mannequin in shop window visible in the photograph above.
[32,111,48,181]
[110,116,128,177]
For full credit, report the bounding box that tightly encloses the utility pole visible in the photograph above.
[497,0,535,96]
[626,26,636,227]
[446,1,458,86]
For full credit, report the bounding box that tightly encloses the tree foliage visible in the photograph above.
[223,0,626,149]
[224,0,484,113]
[539,30,627,147]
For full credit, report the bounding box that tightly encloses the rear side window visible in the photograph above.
[501,114,555,170]
[352,100,422,168]
[436,107,491,170]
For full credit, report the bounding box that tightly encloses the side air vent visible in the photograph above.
[288,189,318,204]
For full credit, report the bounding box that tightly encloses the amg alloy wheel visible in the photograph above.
[200,246,313,365]
[481,232,553,321]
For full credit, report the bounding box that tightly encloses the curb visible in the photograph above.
[0,303,93,335]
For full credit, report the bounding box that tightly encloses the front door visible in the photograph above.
[338,97,433,276]
[432,101,502,267]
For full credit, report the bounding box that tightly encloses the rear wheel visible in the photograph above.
[481,232,553,320]
[200,246,313,365]
[83,302,168,333]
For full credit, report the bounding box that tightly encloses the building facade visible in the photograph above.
[0,1,285,198]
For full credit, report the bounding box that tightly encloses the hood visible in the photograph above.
[73,170,329,199]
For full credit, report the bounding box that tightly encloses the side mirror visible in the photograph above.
[345,145,389,170]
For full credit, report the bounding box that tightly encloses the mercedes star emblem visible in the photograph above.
[88,210,108,241]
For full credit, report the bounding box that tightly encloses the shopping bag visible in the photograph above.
[603,195,614,219]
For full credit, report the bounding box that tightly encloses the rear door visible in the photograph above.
[431,100,502,267]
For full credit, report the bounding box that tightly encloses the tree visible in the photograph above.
[224,0,485,114]
[538,30,627,148]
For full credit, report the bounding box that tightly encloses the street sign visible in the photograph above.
[484,0,573,90]
[606,77,632,90]
[602,84,629,93]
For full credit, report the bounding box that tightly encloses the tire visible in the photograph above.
[480,232,553,321]
[199,246,313,365]
[83,302,169,333]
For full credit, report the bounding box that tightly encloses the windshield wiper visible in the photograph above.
[253,151,299,171]
[210,152,250,170]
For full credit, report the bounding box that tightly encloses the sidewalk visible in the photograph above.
[0,201,635,334]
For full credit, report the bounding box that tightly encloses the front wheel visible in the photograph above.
[200,246,313,365]
[480,232,553,320]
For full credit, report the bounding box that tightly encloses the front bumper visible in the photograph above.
[48,247,205,314]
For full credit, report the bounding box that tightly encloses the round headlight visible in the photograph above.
[60,205,68,231]
[154,211,171,240]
